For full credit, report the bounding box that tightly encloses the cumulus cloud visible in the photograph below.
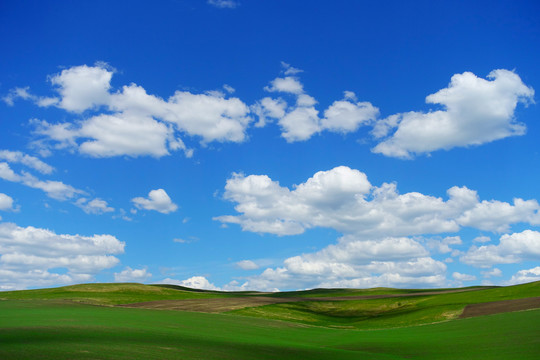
[0,193,15,212]
[427,236,462,254]
[12,63,251,158]
[216,166,540,237]
[0,222,124,290]
[321,95,379,133]
[461,230,540,267]
[372,69,534,158]
[230,236,446,291]
[114,267,152,282]
[235,260,259,270]
[481,268,502,278]
[157,276,220,291]
[132,189,178,214]
[251,97,287,127]
[257,65,379,142]
[50,64,113,112]
[452,272,477,282]
[75,198,114,215]
[505,266,540,285]
[473,235,491,243]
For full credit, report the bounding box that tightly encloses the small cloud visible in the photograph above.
[481,268,502,278]
[505,266,540,285]
[207,0,238,9]
[0,193,17,212]
[114,267,152,282]
[75,197,114,215]
[281,62,303,76]
[173,236,198,244]
[0,150,54,174]
[473,235,491,243]
[235,260,259,270]
[223,84,235,94]
[452,272,477,282]
[156,276,220,291]
[132,189,178,214]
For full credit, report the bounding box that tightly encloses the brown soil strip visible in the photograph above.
[118,287,490,313]
[459,297,540,318]
[118,297,302,313]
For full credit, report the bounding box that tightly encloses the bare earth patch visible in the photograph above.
[460,297,540,318]
[118,297,301,313]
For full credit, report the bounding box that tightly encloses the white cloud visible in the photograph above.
[259,70,378,142]
[264,76,304,95]
[78,113,173,158]
[163,90,251,143]
[173,236,197,244]
[481,268,502,278]
[75,198,114,215]
[279,106,321,142]
[427,236,462,254]
[505,266,540,285]
[452,272,477,282]
[2,86,58,108]
[372,69,534,158]
[0,161,84,201]
[456,197,540,233]
[207,0,238,9]
[49,64,113,112]
[281,61,303,76]
[0,150,54,174]
[473,235,491,243]
[0,194,15,212]
[0,153,116,215]
[461,230,540,267]
[132,189,178,214]
[0,222,124,290]
[114,267,152,282]
[157,276,220,291]
[321,95,379,133]
[251,97,287,127]
[15,64,251,158]
[235,260,259,270]
[233,236,446,291]
[216,166,540,237]
[223,84,235,94]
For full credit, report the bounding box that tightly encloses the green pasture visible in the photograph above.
[0,283,232,305]
[0,299,538,360]
[230,281,540,329]
[0,281,539,359]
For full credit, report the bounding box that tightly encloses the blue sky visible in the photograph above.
[1,0,539,291]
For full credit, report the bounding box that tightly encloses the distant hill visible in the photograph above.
[1,281,539,329]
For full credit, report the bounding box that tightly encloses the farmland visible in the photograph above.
[0,281,539,359]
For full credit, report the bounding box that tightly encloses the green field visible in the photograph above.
[229,281,540,329]
[0,282,539,359]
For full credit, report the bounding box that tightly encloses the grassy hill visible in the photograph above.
[0,281,539,359]
[229,281,540,329]
[0,282,233,305]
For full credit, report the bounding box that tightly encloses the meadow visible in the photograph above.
[0,282,539,359]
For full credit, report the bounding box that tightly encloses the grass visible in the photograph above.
[0,281,539,359]
[228,281,540,329]
[0,283,233,305]
[0,299,538,359]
